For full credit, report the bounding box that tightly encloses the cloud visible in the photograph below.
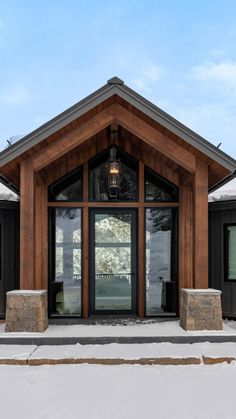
[191,60,236,92]
[172,100,236,156]
[0,83,30,106]
[131,64,164,93]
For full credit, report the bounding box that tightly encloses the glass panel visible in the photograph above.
[146,208,176,315]
[228,225,236,280]
[55,179,82,201]
[145,168,178,202]
[49,169,82,201]
[94,213,132,310]
[50,208,82,316]
[90,150,138,201]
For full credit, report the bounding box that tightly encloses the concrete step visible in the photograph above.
[0,342,236,366]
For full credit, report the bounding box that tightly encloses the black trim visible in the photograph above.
[144,166,179,202]
[48,167,83,202]
[224,223,236,282]
[48,206,83,318]
[144,207,178,317]
[89,208,137,315]
[89,146,139,202]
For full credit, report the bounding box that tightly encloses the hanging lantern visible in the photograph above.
[109,147,120,198]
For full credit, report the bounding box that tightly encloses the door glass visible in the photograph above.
[50,208,82,316]
[94,213,133,311]
[145,208,176,315]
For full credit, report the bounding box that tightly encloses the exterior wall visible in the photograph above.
[209,200,236,317]
[0,201,19,317]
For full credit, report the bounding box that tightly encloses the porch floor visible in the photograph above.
[1,319,236,345]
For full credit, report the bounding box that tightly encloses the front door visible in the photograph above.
[90,209,137,314]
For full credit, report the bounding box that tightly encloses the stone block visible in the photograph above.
[5,290,48,333]
[180,289,223,331]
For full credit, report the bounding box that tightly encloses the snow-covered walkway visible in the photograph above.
[2,341,236,365]
[1,319,236,338]
[1,362,236,419]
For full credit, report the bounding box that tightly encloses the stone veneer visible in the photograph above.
[180,289,223,331]
[5,290,48,333]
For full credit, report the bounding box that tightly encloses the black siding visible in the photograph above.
[209,200,236,318]
[0,201,19,318]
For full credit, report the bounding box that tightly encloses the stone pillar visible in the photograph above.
[5,290,48,332]
[180,289,222,331]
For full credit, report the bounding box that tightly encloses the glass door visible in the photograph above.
[90,209,137,314]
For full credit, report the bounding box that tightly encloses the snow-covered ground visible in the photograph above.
[1,320,236,338]
[0,363,236,419]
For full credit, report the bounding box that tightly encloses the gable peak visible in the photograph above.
[107,76,124,86]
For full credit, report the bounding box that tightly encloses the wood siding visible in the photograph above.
[0,202,19,317]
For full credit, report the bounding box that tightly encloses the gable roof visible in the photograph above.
[0,76,236,189]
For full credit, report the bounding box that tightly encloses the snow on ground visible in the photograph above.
[1,342,236,361]
[1,363,236,419]
[29,342,236,360]
[0,345,36,360]
[0,320,236,337]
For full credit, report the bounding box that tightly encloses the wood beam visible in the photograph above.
[82,163,89,318]
[82,206,89,318]
[114,104,196,173]
[138,161,145,317]
[47,201,179,208]
[32,104,116,171]
[43,131,179,188]
[34,181,48,290]
[193,159,209,288]
[20,160,35,289]
[179,181,193,290]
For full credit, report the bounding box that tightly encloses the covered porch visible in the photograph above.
[0,77,235,328]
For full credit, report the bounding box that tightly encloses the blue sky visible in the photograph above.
[0,0,236,159]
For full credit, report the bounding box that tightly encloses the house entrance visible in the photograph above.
[90,209,137,314]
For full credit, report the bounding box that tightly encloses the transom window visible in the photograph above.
[48,147,179,203]
[89,148,138,201]
[49,168,83,202]
[145,167,178,202]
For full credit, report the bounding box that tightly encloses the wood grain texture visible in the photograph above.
[34,182,48,290]
[193,159,209,288]
[114,104,196,173]
[82,206,89,318]
[20,160,35,289]
[179,181,193,290]
[32,105,116,171]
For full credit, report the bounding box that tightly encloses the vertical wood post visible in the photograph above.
[20,160,35,289]
[34,181,48,289]
[193,159,209,289]
[138,161,145,317]
[179,181,193,290]
[82,163,89,318]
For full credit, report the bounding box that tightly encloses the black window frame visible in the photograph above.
[144,166,179,203]
[88,146,139,202]
[48,166,83,202]
[48,206,83,318]
[224,223,236,282]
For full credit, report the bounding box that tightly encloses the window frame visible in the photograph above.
[144,166,179,203]
[48,167,83,202]
[224,223,236,282]
[88,146,139,203]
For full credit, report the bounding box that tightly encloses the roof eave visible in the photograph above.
[0,77,235,175]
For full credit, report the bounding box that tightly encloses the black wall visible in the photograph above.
[0,201,19,318]
[209,200,236,318]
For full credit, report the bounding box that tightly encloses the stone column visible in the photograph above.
[180,289,222,331]
[5,290,48,332]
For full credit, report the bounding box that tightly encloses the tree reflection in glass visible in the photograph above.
[146,208,176,315]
